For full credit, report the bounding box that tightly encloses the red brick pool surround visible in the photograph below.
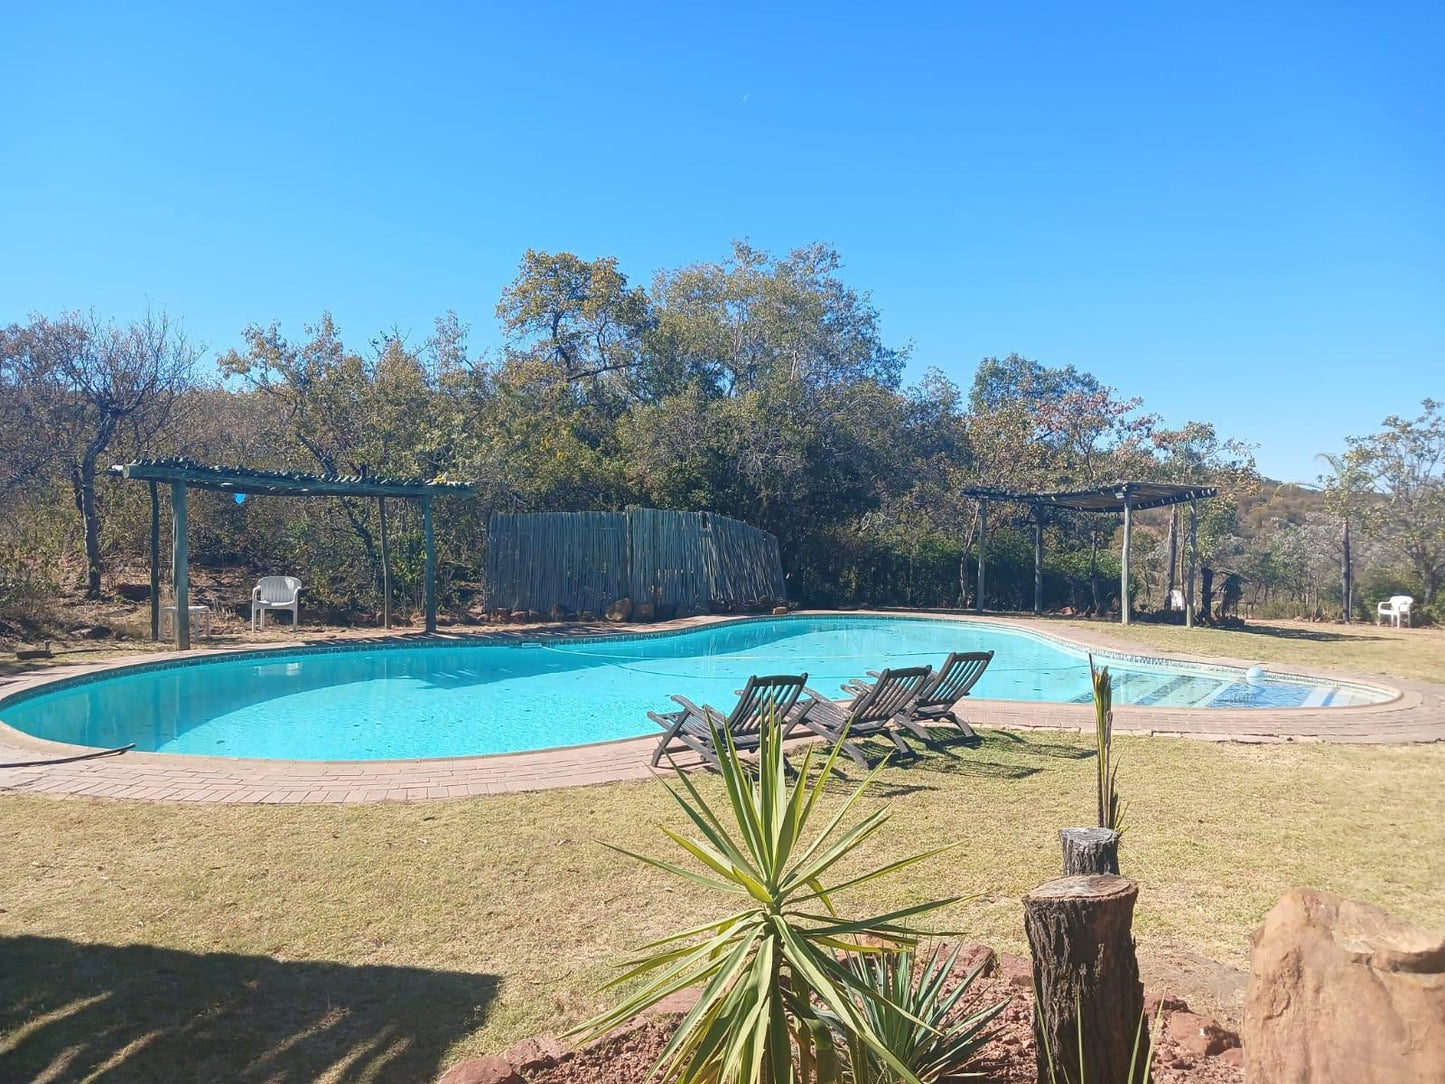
[1,613,1438,805]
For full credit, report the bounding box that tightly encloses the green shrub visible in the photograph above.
[568,719,965,1084]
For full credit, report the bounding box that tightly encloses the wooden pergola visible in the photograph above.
[960,482,1218,626]
[111,458,474,648]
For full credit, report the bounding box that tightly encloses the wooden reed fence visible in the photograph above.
[486,507,785,614]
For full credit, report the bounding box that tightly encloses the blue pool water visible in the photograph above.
[0,617,1390,760]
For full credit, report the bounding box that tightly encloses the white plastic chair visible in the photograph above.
[1376,595,1413,627]
[251,576,302,631]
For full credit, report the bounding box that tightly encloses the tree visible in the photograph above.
[1153,422,1258,612]
[1351,400,1445,606]
[220,314,440,599]
[496,250,655,393]
[0,310,199,598]
[1316,448,1373,620]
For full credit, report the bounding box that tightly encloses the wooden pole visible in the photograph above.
[1059,827,1120,875]
[171,481,189,650]
[148,480,160,642]
[1186,499,1198,629]
[1341,515,1353,623]
[378,497,392,630]
[975,499,987,615]
[1163,505,1178,611]
[1119,491,1132,625]
[1033,509,1044,615]
[1024,874,1145,1084]
[423,496,436,633]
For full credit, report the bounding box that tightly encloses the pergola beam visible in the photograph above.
[958,481,1218,624]
[112,458,472,648]
[974,499,988,614]
[172,481,189,650]
[148,480,160,642]
[1033,509,1044,615]
[1120,490,1133,625]
[1186,499,1198,628]
[116,460,472,501]
[423,496,437,634]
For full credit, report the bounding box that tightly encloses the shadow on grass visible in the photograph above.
[0,936,498,1083]
[1221,623,1391,645]
[800,730,1075,791]
[986,730,1095,760]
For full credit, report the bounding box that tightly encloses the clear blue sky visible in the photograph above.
[3,2,1441,482]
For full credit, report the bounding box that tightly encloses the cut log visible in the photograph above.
[1024,874,1146,1084]
[1060,827,1120,875]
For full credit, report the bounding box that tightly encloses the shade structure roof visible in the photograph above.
[111,458,474,500]
[960,481,1217,513]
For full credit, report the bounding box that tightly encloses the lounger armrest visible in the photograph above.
[799,689,846,721]
[669,694,707,717]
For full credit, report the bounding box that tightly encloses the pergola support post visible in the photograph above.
[423,496,436,633]
[1120,490,1132,625]
[1033,509,1044,615]
[171,481,189,650]
[148,480,160,642]
[975,499,988,615]
[1186,499,1198,629]
[378,496,392,631]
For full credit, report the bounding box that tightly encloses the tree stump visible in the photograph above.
[1060,827,1120,875]
[1024,874,1146,1084]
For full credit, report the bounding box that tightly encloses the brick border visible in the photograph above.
[2,612,1439,804]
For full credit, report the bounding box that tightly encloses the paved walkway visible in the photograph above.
[1,613,1440,804]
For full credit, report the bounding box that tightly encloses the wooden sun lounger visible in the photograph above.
[796,665,934,768]
[846,651,994,738]
[647,673,809,770]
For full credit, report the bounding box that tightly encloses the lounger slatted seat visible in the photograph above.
[648,673,809,769]
[847,651,994,738]
[797,665,934,768]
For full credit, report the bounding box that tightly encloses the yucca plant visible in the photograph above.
[830,942,1008,1084]
[1088,656,1126,834]
[566,716,962,1084]
[1037,991,1161,1084]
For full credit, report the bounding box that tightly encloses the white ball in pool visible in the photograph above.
[1245,666,1265,685]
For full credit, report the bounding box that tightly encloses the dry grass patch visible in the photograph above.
[3,732,1443,1082]
[1056,616,1445,685]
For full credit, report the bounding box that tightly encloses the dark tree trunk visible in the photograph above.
[70,435,110,600]
[1200,566,1215,624]
[1060,827,1120,875]
[1025,875,1147,1084]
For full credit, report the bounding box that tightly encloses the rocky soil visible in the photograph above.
[438,946,1244,1084]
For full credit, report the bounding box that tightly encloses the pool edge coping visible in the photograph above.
[1,611,1439,803]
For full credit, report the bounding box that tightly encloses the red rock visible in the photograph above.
[996,951,1034,991]
[1165,1009,1238,1058]
[1144,992,1190,1017]
[1216,1046,1245,1067]
[949,942,997,977]
[503,1036,566,1073]
[437,1055,521,1084]
[1245,888,1445,1083]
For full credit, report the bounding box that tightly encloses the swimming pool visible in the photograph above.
[0,616,1393,761]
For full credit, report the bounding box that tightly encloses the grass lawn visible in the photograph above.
[4,730,1444,1083]
[1055,615,1445,685]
